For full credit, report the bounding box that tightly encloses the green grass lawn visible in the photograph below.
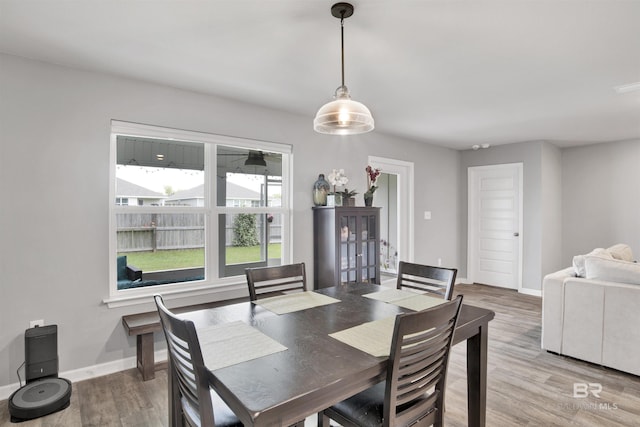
[120,244,281,272]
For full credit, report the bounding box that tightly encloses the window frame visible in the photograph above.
[105,120,293,308]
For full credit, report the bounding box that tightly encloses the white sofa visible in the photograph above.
[542,244,640,376]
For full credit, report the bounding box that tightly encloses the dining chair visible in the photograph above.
[245,262,307,301]
[154,295,242,427]
[320,295,464,427]
[396,261,457,301]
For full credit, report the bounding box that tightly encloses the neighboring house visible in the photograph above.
[116,178,166,206]
[164,182,261,207]
[165,184,205,207]
[225,182,261,207]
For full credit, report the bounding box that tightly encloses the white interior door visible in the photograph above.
[468,163,522,289]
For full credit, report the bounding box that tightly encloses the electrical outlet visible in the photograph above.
[29,319,45,328]
[437,258,442,267]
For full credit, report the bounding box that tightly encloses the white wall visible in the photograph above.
[540,143,564,275]
[459,141,563,292]
[460,139,640,292]
[561,140,640,263]
[0,54,461,390]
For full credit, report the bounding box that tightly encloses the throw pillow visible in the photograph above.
[606,243,634,262]
[572,248,611,277]
[584,256,640,285]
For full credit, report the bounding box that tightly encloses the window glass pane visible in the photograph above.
[361,215,369,240]
[217,146,282,208]
[348,216,356,241]
[116,212,205,289]
[348,243,357,268]
[219,212,283,277]
[112,123,291,296]
[116,136,204,207]
[369,241,376,265]
[369,267,377,283]
[362,242,368,266]
[369,215,377,240]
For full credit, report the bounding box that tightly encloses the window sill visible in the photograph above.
[103,280,248,309]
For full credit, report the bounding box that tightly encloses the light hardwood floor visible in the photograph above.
[1,283,639,426]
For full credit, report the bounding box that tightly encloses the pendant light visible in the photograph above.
[314,2,374,135]
[244,151,267,167]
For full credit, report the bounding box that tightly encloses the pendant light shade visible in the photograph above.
[314,85,374,135]
[314,3,374,135]
[244,150,267,167]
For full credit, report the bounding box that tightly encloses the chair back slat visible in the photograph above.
[155,295,216,427]
[245,263,306,301]
[384,295,463,427]
[396,261,457,300]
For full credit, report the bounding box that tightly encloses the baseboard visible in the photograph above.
[519,287,542,297]
[456,277,468,284]
[0,349,168,400]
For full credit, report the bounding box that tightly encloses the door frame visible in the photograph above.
[368,156,414,265]
[467,163,523,291]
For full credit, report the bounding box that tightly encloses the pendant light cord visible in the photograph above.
[340,14,345,87]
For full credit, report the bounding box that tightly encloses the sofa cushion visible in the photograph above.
[606,243,634,262]
[584,256,640,285]
[572,248,611,277]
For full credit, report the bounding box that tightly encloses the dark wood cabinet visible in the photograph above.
[313,206,381,289]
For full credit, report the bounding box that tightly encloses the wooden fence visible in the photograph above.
[116,213,281,252]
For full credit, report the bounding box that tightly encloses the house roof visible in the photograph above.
[116,178,166,199]
[166,182,260,201]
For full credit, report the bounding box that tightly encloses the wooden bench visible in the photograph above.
[122,297,247,381]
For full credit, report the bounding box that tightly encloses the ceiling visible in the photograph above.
[1,0,639,150]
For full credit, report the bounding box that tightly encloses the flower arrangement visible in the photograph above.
[365,165,381,198]
[327,169,349,194]
[380,238,398,271]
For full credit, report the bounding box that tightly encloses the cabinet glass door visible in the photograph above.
[339,214,359,284]
[335,210,378,285]
[360,214,378,284]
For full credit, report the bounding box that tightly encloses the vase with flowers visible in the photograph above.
[327,169,349,206]
[364,165,381,206]
[380,238,398,271]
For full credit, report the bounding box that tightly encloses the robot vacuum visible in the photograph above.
[8,378,72,422]
[7,325,72,422]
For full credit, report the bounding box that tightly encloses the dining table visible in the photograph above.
[173,282,495,427]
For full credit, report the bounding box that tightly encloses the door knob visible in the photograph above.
[513,232,519,237]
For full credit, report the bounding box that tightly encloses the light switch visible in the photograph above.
[424,211,431,220]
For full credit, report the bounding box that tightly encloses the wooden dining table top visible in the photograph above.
[178,282,495,427]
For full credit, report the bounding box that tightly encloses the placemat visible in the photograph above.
[364,288,445,311]
[363,288,424,302]
[197,321,287,371]
[392,294,446,311]
[329,316,396,357]
[254,291,341,315]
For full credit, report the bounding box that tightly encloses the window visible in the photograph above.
[109,121,291,300]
